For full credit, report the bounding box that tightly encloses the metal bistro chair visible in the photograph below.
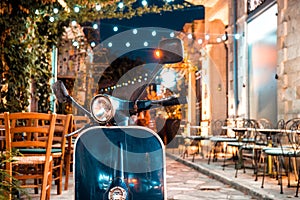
[208,119,238,169]
[4,112,56,200]
[261,118,300,195]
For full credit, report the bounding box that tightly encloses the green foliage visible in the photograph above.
[0,0,188,113]
[0,150,29,200]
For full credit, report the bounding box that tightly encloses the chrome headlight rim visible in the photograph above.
[90,94,115,124]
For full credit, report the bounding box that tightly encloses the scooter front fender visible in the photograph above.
[74,126,166,200]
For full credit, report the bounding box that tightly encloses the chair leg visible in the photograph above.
[295,167,300,197]
[261,155,267,188]
[65,153,71,191]
[278,156,283,194]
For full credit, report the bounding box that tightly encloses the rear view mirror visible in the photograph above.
[157,38,184,64]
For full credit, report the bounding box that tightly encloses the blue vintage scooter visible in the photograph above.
[52,38,185,200]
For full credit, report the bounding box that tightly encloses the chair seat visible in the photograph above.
[12,155,53,165]
[264,147,296,156]
[18,148,62,154]
[227,142,243,147]
[210,136,238,142]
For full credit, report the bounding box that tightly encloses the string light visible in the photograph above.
[108,42,112,47]
[205,34,210,40]
[53,8,59,14]
[152,30,157,36]
[93,23,98,29]
[49,16,55,22]
[91,42,96,47]
[144,41,149,47]
[113,26,118,32]
[74,6,80,13]
[141,0,148,6]
[133,29,138,34]
[125,42,131,47]
[95,4,101,11]
[118,2,124,9]
[71,20,77,26]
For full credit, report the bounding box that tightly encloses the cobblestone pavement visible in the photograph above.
[37,156,255,200]
[166,157,255,200]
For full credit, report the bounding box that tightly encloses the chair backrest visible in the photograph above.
[53,114,72,156]
[4,112,56,157]
[211,119,226,136]
[73,115,90,131]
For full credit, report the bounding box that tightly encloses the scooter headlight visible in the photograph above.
[90,95,115,124]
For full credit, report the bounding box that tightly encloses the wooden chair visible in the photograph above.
[64,115,90,190]
[50,114,72,194]
[4,112,56,200]
[0,113,5,152]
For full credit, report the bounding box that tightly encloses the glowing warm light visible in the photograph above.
[154,49,162,59]
[152,30,157,36]
[197,39,202,44]
[91,42,96,47]
[187,33,193,39]
[108,42,112,47]
[144,41,149,47]
[133,29,138,34]
[125,42,130,47]
[170,32,175,37]
[216,37,222,43]
[49,17,55,22]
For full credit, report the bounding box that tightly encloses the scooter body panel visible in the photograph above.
[74,126,166,200]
